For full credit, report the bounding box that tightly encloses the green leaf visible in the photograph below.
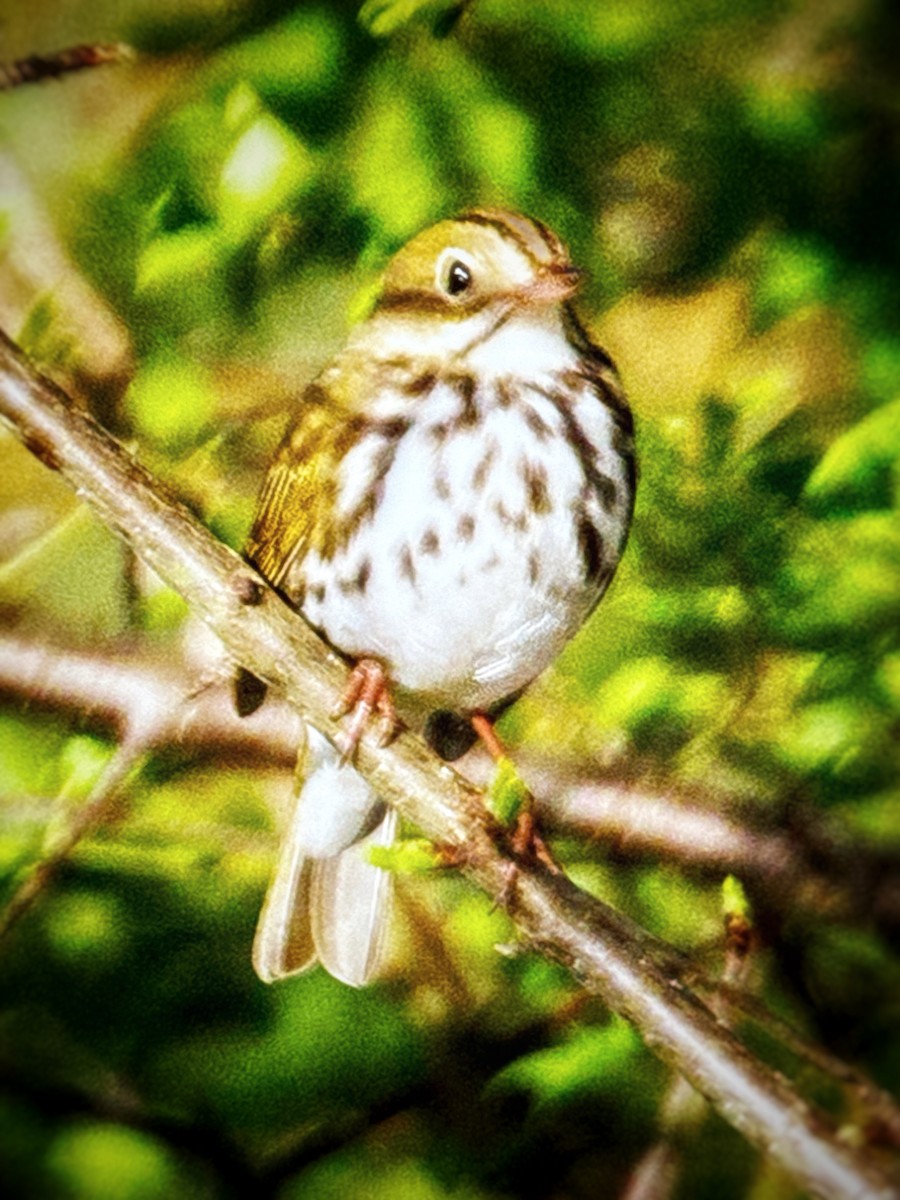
[722,875,751,920]
[217,107,317,236]
[486,757,528,825]
[124,354,218,451]
[47,1122,185,1200]
[805,397,900,515]
[367,838,442,873]
[491,1018,644,1110]
[359,0,468,38]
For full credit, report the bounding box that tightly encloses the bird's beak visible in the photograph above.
[521,263,583,306]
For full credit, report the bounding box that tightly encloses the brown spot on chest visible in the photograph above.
[419,528,440,555]
[530,383,622,515]
[405,371,437,397]
[449,374,479,427]
[495,500,528,533]
[339,557,372,594]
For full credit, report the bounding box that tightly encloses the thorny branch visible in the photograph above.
[1,329,899,1200]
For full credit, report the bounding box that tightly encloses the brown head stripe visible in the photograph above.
[456,209,564,268]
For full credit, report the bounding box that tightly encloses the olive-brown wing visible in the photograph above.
[244,402,337,588]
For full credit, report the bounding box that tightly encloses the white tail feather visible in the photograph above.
[252,727,395,986]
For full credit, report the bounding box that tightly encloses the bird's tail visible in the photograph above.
[252,726,396,987]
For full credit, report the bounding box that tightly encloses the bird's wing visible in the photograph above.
[243,387,340,587]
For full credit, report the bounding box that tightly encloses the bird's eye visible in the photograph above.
[444,259,472,296]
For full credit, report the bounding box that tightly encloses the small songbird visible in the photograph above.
[237,209,635,986]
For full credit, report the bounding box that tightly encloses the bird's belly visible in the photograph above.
[296,381,629,711]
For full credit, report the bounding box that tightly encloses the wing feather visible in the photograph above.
[244,394,337,586]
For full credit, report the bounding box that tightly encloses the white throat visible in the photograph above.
[463,308,576,379]
[360,306,576,379]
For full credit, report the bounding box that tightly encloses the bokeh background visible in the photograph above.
[0,1,898,1197]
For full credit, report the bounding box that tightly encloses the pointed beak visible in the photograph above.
[521,263,583,306]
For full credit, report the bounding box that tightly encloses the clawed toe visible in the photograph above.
[510,808,560,874]
[335,658,399,763]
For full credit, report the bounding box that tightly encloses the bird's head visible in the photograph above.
[375,208,582,322]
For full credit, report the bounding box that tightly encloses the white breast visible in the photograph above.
[298,351,631,713]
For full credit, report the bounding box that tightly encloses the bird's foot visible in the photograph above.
[509,806,559,874]
[333,657,398,763]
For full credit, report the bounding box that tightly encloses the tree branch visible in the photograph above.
[0,43,133,91]
[1,329,898,1200]
[1,634,897,939]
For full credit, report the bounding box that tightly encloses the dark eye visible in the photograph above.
[445,260,472,296]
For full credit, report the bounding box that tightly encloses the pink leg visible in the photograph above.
[334,658,398,763]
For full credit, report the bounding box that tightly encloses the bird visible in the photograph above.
[236,208,635,987]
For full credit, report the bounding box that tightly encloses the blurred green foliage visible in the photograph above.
[0,1,898,1197]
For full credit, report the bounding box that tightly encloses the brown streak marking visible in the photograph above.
[522,460,552,514]
[457,210,546,268]
[472,445,496,491]
[420,529,439,555]
[495,378,515,408]
[528,552,541,585]
[450,374,479,428]
[376,290,491,317]
[399,544,416,584]
[529,214,565,260]
[330,419,411,555]
[523,405,552,440]
[494,500,529,533]
[530,384,621,515]
[576,510,605,584]
[560,362,633,436]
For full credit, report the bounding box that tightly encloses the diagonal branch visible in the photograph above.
[0,329,897,1200]
[2,634,898,939]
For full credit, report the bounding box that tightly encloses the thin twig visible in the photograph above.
[0,330,898,1200]
[547,777,900,936]
[0,739,146,939]
[0,44,133,91]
